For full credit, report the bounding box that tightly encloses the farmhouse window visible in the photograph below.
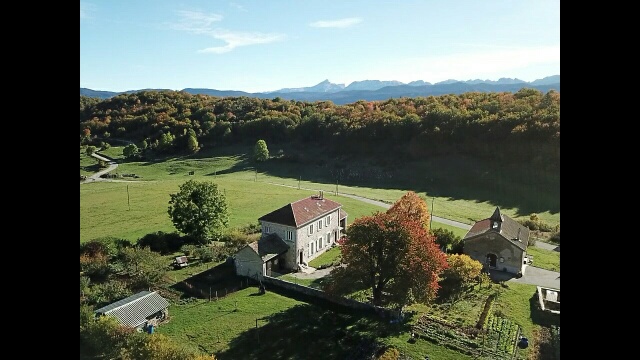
[265,226,271,234]
[309,224,314,235]
[286,230,293,240]
[318,220,323,229]
[326,216,330,226]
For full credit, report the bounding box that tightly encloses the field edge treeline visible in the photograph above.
[80,88,559,174]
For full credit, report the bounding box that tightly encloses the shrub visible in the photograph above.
[193,246,220,262]
[519,218,554,232]
[377,347,400,360]
[241,222,262,234]
[549,231,560,244]
[180,244,197,256]
[137,231,184,254]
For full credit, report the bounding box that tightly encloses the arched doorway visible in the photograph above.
[486,253,497,268]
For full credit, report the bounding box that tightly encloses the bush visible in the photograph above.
[180,244,197,256]
[549,231,560,244]
[241,222,261,234]
[519,218,554,232]
[377,346,400,360]
[137,231,185,254]
[193,246,220,262]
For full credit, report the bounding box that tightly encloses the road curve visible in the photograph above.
[81,152,144,184]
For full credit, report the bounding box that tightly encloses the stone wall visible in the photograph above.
[262,275,393,317]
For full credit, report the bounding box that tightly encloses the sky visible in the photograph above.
[80,0,560,93]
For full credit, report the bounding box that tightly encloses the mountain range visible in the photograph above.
[81,75,559,105]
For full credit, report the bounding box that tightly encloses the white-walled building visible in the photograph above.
[235,191,347,279]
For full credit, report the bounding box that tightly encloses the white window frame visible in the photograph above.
[309,224,314,235]
[265,225,271,234]
[319,236,323,249]
[286,230,293,241]
[318,220,323,230]
[326,216,330,226]
[326,233,330,245]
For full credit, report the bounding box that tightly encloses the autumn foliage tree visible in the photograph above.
[328,193,447,307]
[386,191,431,230]
[440,254,484,300]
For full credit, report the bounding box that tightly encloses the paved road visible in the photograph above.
[490,266,560,289]
[266,182,472,230]
[81,152,144,184]
[532,241,559,252]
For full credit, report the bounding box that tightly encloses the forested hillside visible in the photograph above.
[80,88,559,172]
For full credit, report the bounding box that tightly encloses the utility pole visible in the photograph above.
[430,197,434,231]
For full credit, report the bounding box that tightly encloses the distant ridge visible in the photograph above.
[81,75,559,104]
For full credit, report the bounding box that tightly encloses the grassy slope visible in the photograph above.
[81,145,557,243]
[526,247,560,272]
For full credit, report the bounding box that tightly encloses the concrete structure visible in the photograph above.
[537,286,560,314]
[235,191,347,279]
[463,207,530,275]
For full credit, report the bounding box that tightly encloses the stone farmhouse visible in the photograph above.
[234,191,347,279]
[463,207,530,276]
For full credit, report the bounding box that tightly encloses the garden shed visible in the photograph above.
[94,290,170,330]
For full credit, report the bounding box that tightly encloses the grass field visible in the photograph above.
[81,144,558,243]
[157,280,554,359]
[158,286,476,360]
[308,246,342,268]
[526,247,560,272]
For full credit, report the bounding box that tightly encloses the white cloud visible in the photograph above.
[230,2,247,12]
[198,31,285,54]
[172,10,283,53]
[309,17,362,28]
[171,10,223,34]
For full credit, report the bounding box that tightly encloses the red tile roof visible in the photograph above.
[259,195,342,227]
[463,208,530,251]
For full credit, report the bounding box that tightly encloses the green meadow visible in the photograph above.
[80,144,558,243]
[81,144,559,358]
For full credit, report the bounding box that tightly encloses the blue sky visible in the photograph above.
[80,0,560,93]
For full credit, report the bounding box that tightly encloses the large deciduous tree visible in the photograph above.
[123,144,139,159]
[386,191,431,230]
[332,207,447,306]
[168,180,229,244]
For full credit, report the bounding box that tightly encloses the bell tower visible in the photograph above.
[489,207,503,232]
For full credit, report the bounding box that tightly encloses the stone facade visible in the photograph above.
[464,234,525,274]
[234,245,264,279]
[462,207,530,275]
[261,208,342,269]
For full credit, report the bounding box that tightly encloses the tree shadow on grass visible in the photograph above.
[216,302,409,360]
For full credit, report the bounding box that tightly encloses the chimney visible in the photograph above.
[517,228,521,241]
[319,190,323,199]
